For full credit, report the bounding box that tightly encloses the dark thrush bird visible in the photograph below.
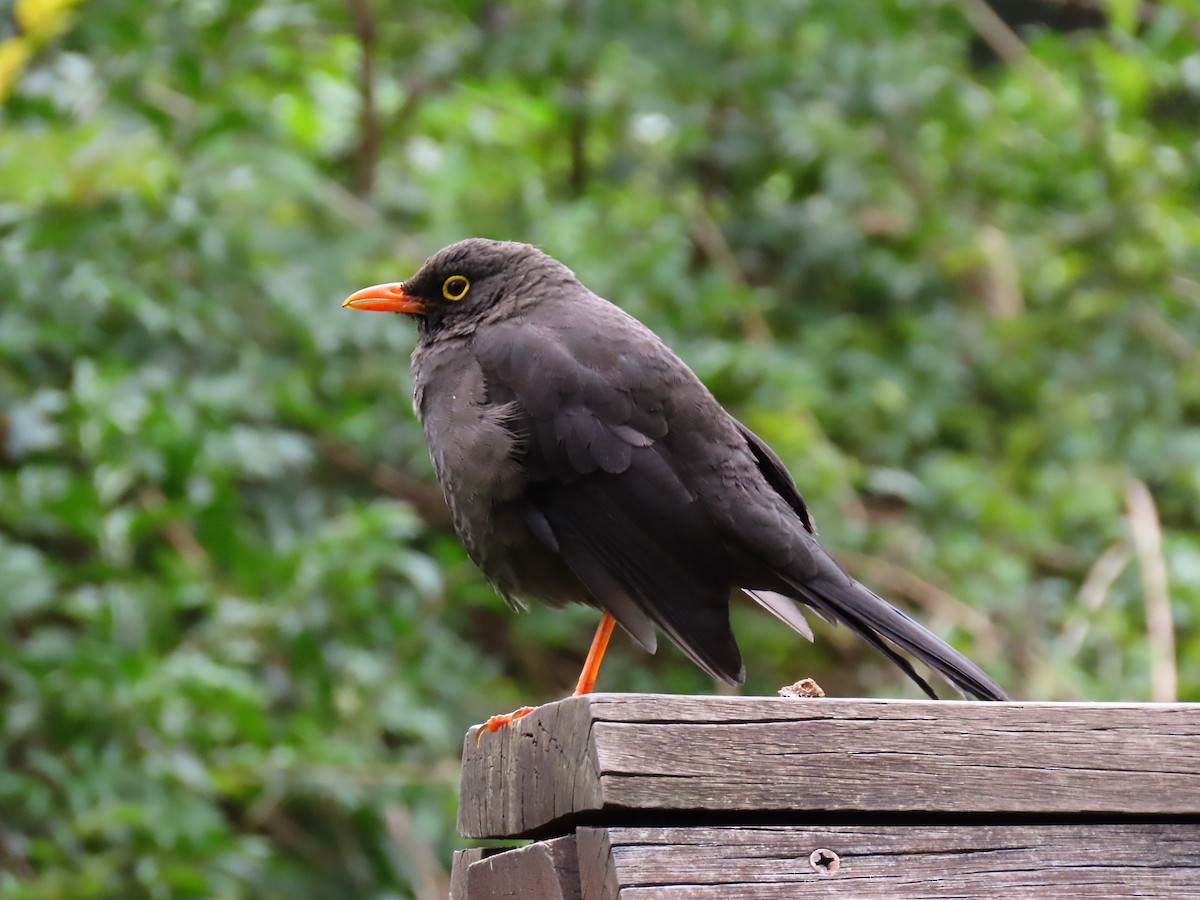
[344,239,1008,729]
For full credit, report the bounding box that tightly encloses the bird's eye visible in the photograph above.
[442,275,470,301]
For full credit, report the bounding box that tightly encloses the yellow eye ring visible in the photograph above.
[442,275,470,301]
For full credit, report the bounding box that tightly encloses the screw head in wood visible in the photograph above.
[809,848,840,875]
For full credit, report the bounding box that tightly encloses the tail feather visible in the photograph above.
[743,589,815,641]
[781,567,1009,702]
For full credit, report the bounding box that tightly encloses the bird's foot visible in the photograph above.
[475,706,537,743]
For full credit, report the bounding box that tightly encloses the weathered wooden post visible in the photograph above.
[450,694,1200,898]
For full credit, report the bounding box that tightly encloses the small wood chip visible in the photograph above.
[778,678,825,698]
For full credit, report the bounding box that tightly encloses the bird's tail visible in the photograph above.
[777,562,1009,701]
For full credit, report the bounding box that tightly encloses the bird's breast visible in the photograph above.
[412,342,533,584]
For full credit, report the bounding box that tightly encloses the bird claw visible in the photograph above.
[475,706,537,743]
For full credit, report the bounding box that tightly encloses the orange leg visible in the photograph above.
[477,612,617,741]
[573,611,616,696]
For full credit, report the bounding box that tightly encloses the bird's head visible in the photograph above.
[343,238,574,335]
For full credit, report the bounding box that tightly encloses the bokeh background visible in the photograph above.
[2,0,1199,896]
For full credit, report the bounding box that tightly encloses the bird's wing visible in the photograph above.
[472,318,745,684]
[732,419,816,534]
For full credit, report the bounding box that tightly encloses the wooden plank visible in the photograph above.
[458,836,581,900]
[576,828,621,900]
[450,848,487,900]
[458,696,602,839]
[580,823,1200,898]
[459,694,1200,839]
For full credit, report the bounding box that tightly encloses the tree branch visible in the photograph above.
[346,0,379,196]
[384,804,450,900]
[1061,540,1130,656]
[314,435,452,528]
[687,196,773,341]
[1124,478,1177,701]
[956,0,1064,95]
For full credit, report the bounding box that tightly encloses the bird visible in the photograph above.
[343,238,1009,730]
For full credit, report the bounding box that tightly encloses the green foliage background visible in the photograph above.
[2,0,1198,896]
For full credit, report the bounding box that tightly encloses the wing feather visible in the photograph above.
[474,323,744,683]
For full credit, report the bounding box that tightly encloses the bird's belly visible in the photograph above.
[422,399,584,608]
[468,500,588,609]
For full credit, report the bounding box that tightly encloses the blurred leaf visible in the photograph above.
[1,1,1198,896]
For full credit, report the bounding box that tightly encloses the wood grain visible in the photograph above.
[457,836,581,900]
[450,848,487,900]
[577,824,1200,899]
[459,694,1200,839]
[458,696,603,839]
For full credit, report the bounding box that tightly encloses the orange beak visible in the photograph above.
[342,282,428,314]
